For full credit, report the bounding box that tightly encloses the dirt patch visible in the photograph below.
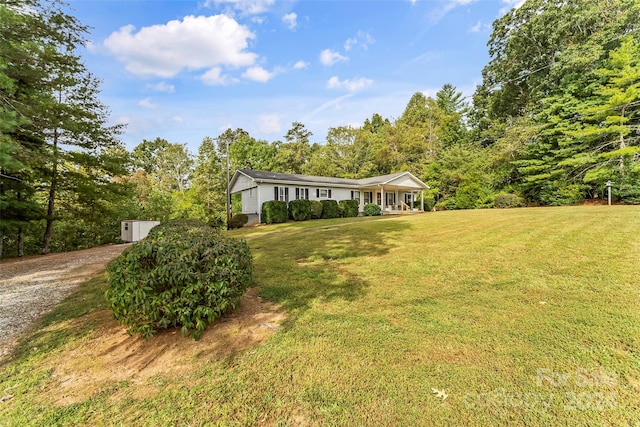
[0,244,131,359]
[48,287,285,406]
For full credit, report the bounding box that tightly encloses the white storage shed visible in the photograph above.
[120,220,160,243]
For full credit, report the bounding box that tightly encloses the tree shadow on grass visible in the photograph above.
[248,217,413,314]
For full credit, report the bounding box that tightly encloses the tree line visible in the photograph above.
[1,0,639,258]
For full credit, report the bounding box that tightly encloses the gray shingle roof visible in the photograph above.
[237,169,427,189]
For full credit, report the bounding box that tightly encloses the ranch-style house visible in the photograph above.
[229,169,429,225]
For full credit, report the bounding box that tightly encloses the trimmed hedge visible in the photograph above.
[105,220,252,339]
[228,213,249,229]
[261,200,288,224]
[310,200,323,219]
[339,199,359,217]
[320,199,340,219]
[363,203,381,216]
[288,199,312,221]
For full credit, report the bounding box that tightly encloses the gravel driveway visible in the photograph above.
[0,244,130,360]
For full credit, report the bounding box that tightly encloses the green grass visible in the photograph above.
[1,206,639,426]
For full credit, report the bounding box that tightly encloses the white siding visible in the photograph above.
[230,173,255,192]
[240,183,367,221]
[241,188,259,214]
[386,175,423,189]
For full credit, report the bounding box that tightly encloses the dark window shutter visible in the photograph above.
[296,188,299,199]
[305,188,309,199]
[328,189,332,199]
[274,186,278,200]
[285,187,289,203]
[316,189,319,198]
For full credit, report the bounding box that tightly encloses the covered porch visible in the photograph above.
[357,172,429,215]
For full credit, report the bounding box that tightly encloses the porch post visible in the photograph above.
[421,190,424,211]
[380,186,385,215]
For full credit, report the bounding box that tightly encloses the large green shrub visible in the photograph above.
[310,200,323,219]
[320,199,339,219]
[105,220,252,339]
[261,200,288,224]
[288,199,312,221]
[338,199,359,217]
[455,182,492,209]
[228,213,249,229]
[363,203,381,216]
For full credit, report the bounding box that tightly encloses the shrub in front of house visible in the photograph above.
[320,200,340,219]
[228,213,249,229]
[105,220,252,340]
[288,199,312,221]
[494,193,524,208]
[310,200,323,219]
[261,200,288,224]
[339,199,359,217]
[363,203,382,216]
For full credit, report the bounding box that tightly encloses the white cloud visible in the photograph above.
[146,82,175,93]
[138,97,158,109]
[104,15,257,78]
[205,0,275,15]
[469,20,490,33]
[429,0,476,24]
[242,66,274,82]
[293,60,309,70]
[201,67,232,86]
[499,0,526,15]
[258,113,282,134]
[344,31,375,51]
[282,12,297,30]
[172,116,184,124]
[320,49,348,66]
[327,76,373,92]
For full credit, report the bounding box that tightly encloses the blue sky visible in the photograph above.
[68,0,524,152]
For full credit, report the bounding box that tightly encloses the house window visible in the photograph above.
[364,191,373,204]
[351,191,360,201]
[124,223,129,231]
[316,188,331,199]
[295,187,309,200]
[274,186,289,202]
[386,192,396,206]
